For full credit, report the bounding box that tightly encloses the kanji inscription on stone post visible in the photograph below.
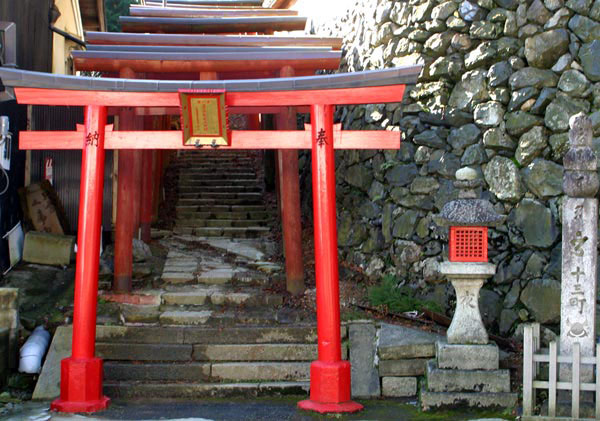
[560,113,599,381]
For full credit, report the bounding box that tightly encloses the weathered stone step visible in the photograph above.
[179,173,257,181]
[95,325,320,345]
[173,227,271,238]
[175,219,269,228]
[162,287,283,307]
[211,362,310,381]
[182,168,256,175]
[192,344,317,362]
[177,179,260,187]
[103,381,309,399]
[178,186,262,194]
[176,205,268,213]
[104,362,210,382]
[176,211,270,220]
[425,360,511,393]
[420,390,519,411]
[97,342,193,361]
[176,198,264,206]
[156,308,310,327]
[179,192,263,200]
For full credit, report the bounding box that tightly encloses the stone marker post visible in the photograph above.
[560,113,598,381]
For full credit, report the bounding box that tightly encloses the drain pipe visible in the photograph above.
[19,326,51,374]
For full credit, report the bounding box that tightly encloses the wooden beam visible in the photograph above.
[72,54,340,73]
[84,32,343,49]
[15,85,406,107]
[129,6,299,17]
[20,129,401,150]
[119,16,307,34]
[110,105,311,116]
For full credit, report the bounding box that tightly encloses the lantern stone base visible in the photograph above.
[421,343,517,411]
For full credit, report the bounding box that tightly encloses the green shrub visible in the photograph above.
[368,275,442,314]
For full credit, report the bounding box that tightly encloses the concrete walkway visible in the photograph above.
[2,399,514,421]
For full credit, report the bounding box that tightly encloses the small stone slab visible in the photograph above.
[381,377,418,397]
[161,272,196,284]
[121,304,161,324]
[96,343,192,361]
[436,342,499,370]
[349,322,381,398]
[426,360,510,393]
[104,362,210,382]
[378,323,443,359]
[379,359,428,376]
[160,310,212,326]
[197,269,237,284]
[162,291,210,306]
[211,362,310,381]
[33,326,72,400]
[420,389,518,411]
[193,344,316,361]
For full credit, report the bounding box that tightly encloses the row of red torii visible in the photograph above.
[0,66,420,414]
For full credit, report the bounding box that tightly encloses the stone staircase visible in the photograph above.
[173,150,272,239]
[96,325,323,399]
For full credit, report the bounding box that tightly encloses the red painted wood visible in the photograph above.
[113,68,137,293]
[125,105,312,116]
[73,57,340,73]
[298,103,361,414]
[50,105,110,413]
[85,32,343,49]
[15,84,406,107]
[276,65,304,296]
[20,129,401,150]
[130,6,300,17]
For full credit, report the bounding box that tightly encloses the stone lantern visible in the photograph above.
[421,167,517,410]
[436,166,504,345]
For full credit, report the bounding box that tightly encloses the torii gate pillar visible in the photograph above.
[51,105,110,412]
[298,104,363,414]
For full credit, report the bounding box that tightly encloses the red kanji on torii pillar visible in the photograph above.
[1,64,419,414]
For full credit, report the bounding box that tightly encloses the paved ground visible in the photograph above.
[2,398,514,421]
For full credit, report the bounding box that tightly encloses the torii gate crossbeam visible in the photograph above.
[1,66,420,414]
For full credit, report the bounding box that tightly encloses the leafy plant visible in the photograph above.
[105,0,141,32]
[368,275,442,314]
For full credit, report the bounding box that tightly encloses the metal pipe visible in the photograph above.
[49,25,85,47]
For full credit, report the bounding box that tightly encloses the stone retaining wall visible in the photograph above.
[310,0,600,338]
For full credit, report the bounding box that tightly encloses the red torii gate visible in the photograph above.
[0,66,419,414]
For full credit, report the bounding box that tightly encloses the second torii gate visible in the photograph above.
[0,65,420,414]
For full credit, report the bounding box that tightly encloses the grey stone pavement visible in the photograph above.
[2,399,514,421]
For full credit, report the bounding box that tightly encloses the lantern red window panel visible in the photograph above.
[449,226,488,262]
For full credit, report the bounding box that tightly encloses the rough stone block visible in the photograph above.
[378,323,442,359]
[436,341,499,370]
[22,231,75,266]
[381,377,418,397]
[0,288,18,310]
[161,272,196,284]
[162,291,210,306]
[421,389,518,411]
[349,322,381,398]
[379,359,428,376]
[193,344,316,362]
[0,328,8,388]
[426,360,511,393]
[211,362,310,381]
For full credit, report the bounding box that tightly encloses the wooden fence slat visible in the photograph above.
[549,341,557,417]
[596,344,600,419]
[523,324,534,416]
[573,342,581,419]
